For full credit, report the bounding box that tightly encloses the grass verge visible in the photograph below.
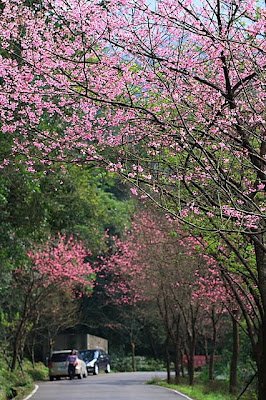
[0,360,48,400]
[148,377,257,400]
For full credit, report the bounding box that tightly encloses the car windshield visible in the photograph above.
[51,352,70,362]
[80,350,97,361]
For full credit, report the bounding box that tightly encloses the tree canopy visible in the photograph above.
[0,0,265,397]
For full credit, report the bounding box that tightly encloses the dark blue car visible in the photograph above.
[79,349,111,375]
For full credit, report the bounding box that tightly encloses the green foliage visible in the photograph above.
[0,150,133,369]
[38,166,133,254]
[154,380,257,400]
[111,355,166,372]
[159,381,234,400]
[211,328,257,393]
[0,358,48,400]
[0,365,32,400]
[23,360,49,381]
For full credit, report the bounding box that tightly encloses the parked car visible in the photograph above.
[48,350,88,381]
[79,349,111,375]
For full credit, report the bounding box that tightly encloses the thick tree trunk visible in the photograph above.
[11,342,19,371]
[174,337,180,384]
[11,322,24,371]
[208,351,215,381]
[186,337,195,386]
[254,235,266,400]
[209,310,217,381]
[187,354,194,386]
[180,349,185,378]
[257,321,266,400]
[204,337,209,366]
[165,341,171,383]
[229,316,239,394]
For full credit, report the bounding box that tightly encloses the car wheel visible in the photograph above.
[93,364,99,375]
[49,376,54,381]
[105,364,111,373]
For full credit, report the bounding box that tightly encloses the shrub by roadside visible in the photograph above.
[0,360,48,400]
[111,355,166,372]
[23,361,49,382]
[0,368,33,400]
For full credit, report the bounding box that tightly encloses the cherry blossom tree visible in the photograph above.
[27,234,94,291]
[193,267,242,391]
[9,234,93,370]
[102,209,259,389]
[0,0,265,396]
[101,210,230,384]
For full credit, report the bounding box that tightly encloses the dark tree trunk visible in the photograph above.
[11,342,19,371]
[229,316,239,394]
[48,331,54,357]
[11,322,24,371]
[174,337,180,384]
[257,320,266,400]
[204,336,209,366]
[186,337,195,386]
[31,340,36,368]
[188,357,194,385]
[208,351,215,381]
[172,317,181,384]
[180,349,185,378]
[254,235,266,400]
[187,356,194,385]
[165,341,171,383]
[209,309,217,381]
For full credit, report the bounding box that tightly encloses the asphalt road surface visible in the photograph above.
[31,372,190,400]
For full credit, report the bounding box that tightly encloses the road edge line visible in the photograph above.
[161,386,194,400]
[23,384,39,400]
[172,389,194,400]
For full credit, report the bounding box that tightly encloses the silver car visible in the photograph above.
[49,350,88,381]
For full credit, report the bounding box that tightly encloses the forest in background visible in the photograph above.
[0,155,258,400]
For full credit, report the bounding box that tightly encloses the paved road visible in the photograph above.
[31,372,189,400]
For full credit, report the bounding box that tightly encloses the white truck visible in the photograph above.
[53,333,108,353]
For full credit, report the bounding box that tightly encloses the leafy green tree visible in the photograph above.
[0,156,133,367]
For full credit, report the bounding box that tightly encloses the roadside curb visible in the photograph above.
[23,384,39,400]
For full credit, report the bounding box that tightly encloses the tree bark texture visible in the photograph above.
[254,234,266,400]
[229,316,239,394]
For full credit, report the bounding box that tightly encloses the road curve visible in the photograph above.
[30,371,190,400]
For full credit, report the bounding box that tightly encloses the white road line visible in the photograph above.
[173,389,194,400]
[23,384,39,400]
[162,386,194,400]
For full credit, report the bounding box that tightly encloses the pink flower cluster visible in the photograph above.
[27,234,94,292]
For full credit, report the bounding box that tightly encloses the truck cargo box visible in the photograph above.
[53,333,108,353]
